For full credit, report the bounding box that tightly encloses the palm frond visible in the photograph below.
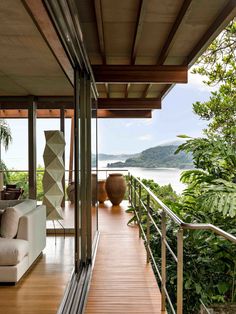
[198,180,236,217]
[0,119,12,150]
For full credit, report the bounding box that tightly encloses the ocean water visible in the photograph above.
[97,160,186,194]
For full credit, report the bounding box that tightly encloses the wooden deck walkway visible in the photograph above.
[85,201,162,314]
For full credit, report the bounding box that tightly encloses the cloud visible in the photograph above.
[142,119,153,126]
[179,70,218,92]
[156,138,186,146]
[138,134,152,141]
[125,122,134,127]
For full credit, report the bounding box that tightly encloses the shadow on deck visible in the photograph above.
[85,200,162,314]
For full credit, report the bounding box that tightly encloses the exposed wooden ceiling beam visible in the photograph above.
[186,0,236,67]
[125,83,131,98]
[159,1,236,101]
[105,83,109,97]
[94,0,106,64]
[0,96,74,108]
[142,84,152,98]
[131,0,148,64]
[157,0,192,65]
[141,0,193,99]
[23,0,74,85]
[160,84,175,100]
[0,108,152,119]
[92,65,188,83]
[0,109,74,118]
[97,110,152,118]
[97,98,161,110]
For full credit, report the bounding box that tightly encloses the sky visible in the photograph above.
[1,69,214,170]
[98,71,214,154]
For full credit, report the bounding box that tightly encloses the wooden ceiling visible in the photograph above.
[78,0,235,102]
[0,0,73,96]
[0,0,235,118]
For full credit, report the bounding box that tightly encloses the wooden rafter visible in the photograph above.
[160,0,236,100]
[0,108,151,119]
[23,0,74,84]
[94,0,106,64]
[131,0,148,64]
[161,0,236,99]
[92,65,187,83]
[157,0,192,65]
[142,84,152,98]
[97,110,152,118]
[105,83,109,98]
[160,84,175,100]
[0,96,74,108]
[141,0,193,99]
[0,109,74,118]
[186,0,236,67]
[97,98,161,110]
[125,83,131,98]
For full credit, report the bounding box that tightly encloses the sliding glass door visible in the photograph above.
[74,69,98,270]
[91,91,98,254]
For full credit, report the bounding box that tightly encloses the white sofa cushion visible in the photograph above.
[0,200,22,210]
[0,207,20,238]
[0,238,29,266]
[14,199,37,217]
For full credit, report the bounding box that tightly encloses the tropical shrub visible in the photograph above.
[128,177,236,313]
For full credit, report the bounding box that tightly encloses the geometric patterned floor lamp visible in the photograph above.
[42,130,65,221]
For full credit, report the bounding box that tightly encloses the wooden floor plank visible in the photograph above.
[85,201,162,314]
[0,201,162,314]
[0,236,74,314]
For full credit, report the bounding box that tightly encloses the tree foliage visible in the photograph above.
[192,20,236,144]
[0,119,12,151]
[172,20,236,312]
[128,21,236,313]
[127,21,236,313]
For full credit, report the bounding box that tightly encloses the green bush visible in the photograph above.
[128,177,236,313]
[7,167,45,200]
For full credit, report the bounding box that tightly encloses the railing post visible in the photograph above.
[177,228,184,314]
[138,183,142,238]
[128,173,131,204]
[130,175,133,206]
[134,179,137,210]
[161,211,166,312]
[146,194,150,263]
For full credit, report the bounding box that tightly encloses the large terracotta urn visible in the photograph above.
[67,182,75,203]
[98,180,107,203]
[105,173,127,206]
[67,174,97,205]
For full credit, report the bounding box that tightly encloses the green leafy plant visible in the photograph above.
[127,21,236,313]
[0,119,12,151]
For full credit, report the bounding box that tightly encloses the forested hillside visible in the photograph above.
[107,145,193,168]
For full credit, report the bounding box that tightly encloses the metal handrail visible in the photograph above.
[129,173,236,314]
[133,175,236,244]
[4,169,129,173]
[134,176,183,225]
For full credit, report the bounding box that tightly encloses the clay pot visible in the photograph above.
[67,174,97,205]
[105,173,127,206]
[67,182,75,203]
[98,180,107,203]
